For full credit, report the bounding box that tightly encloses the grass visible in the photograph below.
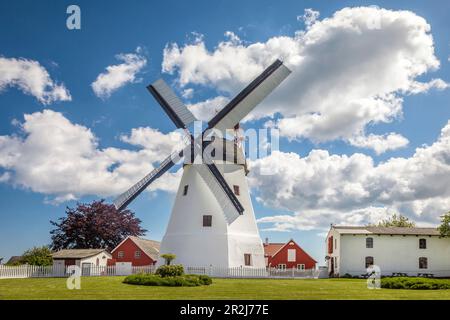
[2,277,450,300]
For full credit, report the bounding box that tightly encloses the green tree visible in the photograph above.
[161,253,176,265]
[438,212,450,237]
[370,214,416,228]
[20,246,53,266]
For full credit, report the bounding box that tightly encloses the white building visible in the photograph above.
[159,138,266,268]
[52,249,111,272]
[326,226,450,277]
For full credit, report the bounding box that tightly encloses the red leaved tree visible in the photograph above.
[50,200,146,251]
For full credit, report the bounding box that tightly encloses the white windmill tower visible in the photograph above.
[114,59,291,268]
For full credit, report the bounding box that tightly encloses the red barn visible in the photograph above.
[263,238,317,270]
[109,236,160,266]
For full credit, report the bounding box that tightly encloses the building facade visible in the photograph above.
[110,236,160,266]
[264,239,317,270]
[159,139,266,268]
[52,249,111,269]
[326,226,450,277]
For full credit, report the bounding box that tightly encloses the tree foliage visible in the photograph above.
[50,200,146,251]
[21,246,53,266]
[438,212,450,237]
[161,253,176,265]
[371,214,416,228]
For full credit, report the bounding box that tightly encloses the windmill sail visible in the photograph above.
[208,59,291,131]
[113,148,183,211]
[193,162,243,224]
[148,79,197,129]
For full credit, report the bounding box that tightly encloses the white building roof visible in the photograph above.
[332,226,440,236]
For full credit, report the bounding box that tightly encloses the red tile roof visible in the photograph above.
[263,243,284,257]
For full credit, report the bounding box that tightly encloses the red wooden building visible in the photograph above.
[263,238,317,270]
[109,236,160,266]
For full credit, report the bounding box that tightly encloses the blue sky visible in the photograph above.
[1,0,450,264]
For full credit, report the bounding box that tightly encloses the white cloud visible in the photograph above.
[187,96,229,121]
[348,132,409,155]
[91,47,147,99]
[249,120,450,231]
[297,8,320,29]
[162,7,448,148]
[0,110,182,203]
[0,57,71,104]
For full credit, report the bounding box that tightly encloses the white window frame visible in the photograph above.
[297,264,305,270]
[134,250,141,259]
[287,249,296,262]
[277,264,287,270]
[118,251,124,258]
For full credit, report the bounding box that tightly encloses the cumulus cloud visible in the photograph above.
[161,7,448,153]
[0,110,182,203]
[348,132,409,155]
[91,47,147,99]
[0,57,71,104]
[187,96,229,121]
[249,120,450,231]
[297,8,320,29]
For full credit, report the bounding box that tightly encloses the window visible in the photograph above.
[297,264,305,270]
[287,249,296,262]
[203,215,212,227]
[419,238,427,249]
[244,254,252,266]
[135,250,141,259]
[366,237,373,248]
[419,257,428,269]
[118,251,124,258]
[335,238,337,249]
[183,185,189,196]
[365,256,374,268]
[233,185,240,196]
[328,236,333,254]
[277,264,286,270]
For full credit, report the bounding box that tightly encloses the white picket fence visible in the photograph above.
[0,265,155,279]
[0,264,322,280]
[186,266,321,278]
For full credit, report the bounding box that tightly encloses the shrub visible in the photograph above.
[155,264,184,277]
[198,275,213,285]
[381,277,450,290]
[160,253,176,265]
[123,273,212,287]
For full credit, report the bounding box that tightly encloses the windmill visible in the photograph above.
[114,59,291,267]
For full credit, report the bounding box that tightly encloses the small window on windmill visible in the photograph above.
[183,185,189,196]
[233,185,240,196]
[244,253,252,266]
[203,215,212,227]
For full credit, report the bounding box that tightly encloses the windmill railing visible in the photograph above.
[0,264,320,279]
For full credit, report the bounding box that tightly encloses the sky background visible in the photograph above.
[1,0,450,264]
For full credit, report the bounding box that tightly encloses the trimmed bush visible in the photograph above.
[123,273,212,287]
[155,264,184,277]
[381,277,450,290]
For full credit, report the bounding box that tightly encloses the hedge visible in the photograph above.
[381,277,450,290]
[123,273,212,287]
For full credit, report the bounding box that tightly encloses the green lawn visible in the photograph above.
[1,277,450,299]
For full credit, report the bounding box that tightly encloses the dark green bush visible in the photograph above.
[155,264,184,277]
[198,275,213,285]
[123,273,212,287]
[381,277,450,290]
